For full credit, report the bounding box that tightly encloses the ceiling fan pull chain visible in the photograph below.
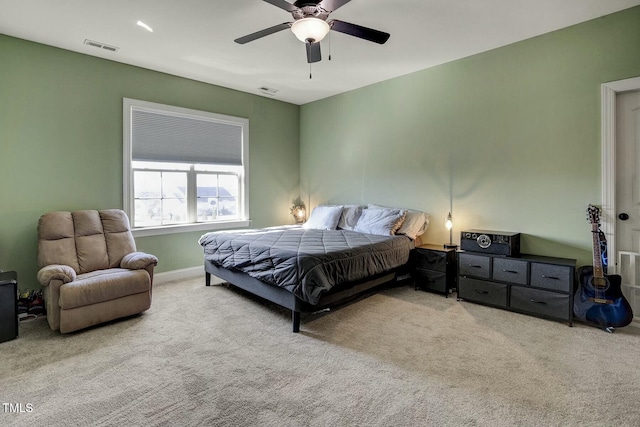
[309,63,312,79]
[328,32,332,61]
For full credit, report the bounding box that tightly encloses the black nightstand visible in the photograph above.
[413,245,457,297]
[0,271,18,343]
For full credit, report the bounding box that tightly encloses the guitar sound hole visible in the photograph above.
[591,277,610,290]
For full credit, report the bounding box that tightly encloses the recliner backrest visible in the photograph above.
[37,209,137,274]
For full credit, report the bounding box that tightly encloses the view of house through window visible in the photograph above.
[196,170,239,221]
[123,99,249,232]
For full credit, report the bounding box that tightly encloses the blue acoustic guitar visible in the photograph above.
[573,205,633,331]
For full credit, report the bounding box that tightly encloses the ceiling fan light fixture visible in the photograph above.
[291,17,330,43]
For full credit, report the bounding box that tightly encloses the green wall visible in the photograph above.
[0,35,300,288]
[300,7,640,267]
[2,7,639,287]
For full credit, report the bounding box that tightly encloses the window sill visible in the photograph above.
[131,219,252,238]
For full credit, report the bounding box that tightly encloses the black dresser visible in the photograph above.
[457,252,575,325]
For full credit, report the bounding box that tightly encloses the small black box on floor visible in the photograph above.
[460,230,521,257]
[0,271,18,343]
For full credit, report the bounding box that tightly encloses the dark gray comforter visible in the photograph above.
[198,226,414,305]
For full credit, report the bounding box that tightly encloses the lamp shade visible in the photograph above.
[445,212,453,230]
[290,197,307,224]
[444,212,457,249]
[292,206,306,223]
[291,18,330,43]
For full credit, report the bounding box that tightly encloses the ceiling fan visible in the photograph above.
[234,0,390,64]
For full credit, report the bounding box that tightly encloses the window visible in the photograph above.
[123,99,249,236]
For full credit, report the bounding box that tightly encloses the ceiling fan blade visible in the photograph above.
[234,22,292,44]
[330,19,390,44]
[262,0,298,13]
[306,41,321,63]
[319,0,352,12]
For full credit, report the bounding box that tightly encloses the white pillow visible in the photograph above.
[303,205,344,230]
[368,204,430,240]
[338,205,364,231]
[354,208,406,236]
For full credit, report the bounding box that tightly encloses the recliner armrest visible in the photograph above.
[121,252,158,270]
[37,264,77,286]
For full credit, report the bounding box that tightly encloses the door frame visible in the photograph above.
[601,76,640,273]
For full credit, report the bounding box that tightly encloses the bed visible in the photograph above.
[198,204,429,332]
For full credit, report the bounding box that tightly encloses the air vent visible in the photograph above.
[84,39,119,53]
[258,86,279,96]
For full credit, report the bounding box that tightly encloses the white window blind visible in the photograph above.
[131,109,244,165]
[123,98,250,236]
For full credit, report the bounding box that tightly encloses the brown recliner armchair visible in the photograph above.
[36,209,158,333]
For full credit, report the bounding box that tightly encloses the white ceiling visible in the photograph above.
[1,0,639,105]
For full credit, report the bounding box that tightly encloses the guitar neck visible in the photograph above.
[592,224,604,279]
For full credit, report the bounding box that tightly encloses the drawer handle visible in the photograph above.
[529,299,547,305]
[541,275,560,280]
[502,269,519,274]
[475,289,489,294]
[468,264,484,269]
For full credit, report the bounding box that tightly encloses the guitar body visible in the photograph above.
[574,266,633,328]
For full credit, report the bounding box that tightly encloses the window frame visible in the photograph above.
[123,98,250,237]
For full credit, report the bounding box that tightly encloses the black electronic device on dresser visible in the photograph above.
[460,229,520,257]
[413,244,457,297]
[0,271,18,343]
[457,251,576,325]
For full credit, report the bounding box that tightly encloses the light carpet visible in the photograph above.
[1,277,639,426]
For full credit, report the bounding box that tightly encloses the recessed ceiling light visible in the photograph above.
[136,21,153,32]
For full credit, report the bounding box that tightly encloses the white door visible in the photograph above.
[616,89,640,325]
[616,91,640,251]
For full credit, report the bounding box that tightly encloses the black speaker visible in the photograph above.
[460,230,521,257]
[0,271,18,344]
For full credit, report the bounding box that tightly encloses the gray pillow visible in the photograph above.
[338,205,364,231]
[303,205,344,230]
[354,208,406,236]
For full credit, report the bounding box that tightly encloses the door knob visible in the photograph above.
[618,213,630,221]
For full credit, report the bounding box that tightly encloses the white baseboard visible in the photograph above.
[154,266,204,285]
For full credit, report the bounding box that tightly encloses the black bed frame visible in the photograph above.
[204,260,408,332]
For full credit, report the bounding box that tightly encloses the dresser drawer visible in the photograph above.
[530,263,572,292]
[510,287,570,320]
[415,248,448,273]
[492,257,528,285]
[458,277,508,308]
[458,253,491,279]
[414,269,448,293]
